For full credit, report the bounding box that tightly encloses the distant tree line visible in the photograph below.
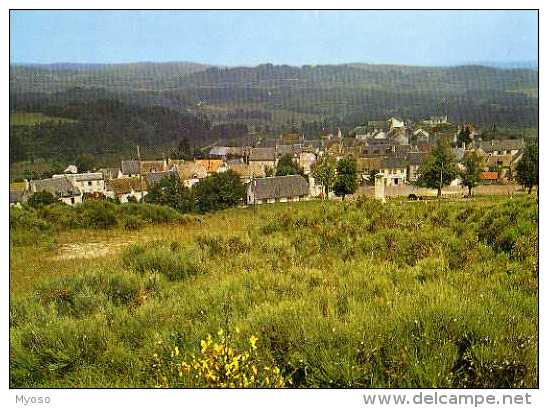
[10,99,248,164]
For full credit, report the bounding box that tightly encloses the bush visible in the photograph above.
[122,241,204,281]
[152,329,289,388]
[193,170,245,213]
[120,203,184,224]
[27,191,58,208]
[10,206,53,246]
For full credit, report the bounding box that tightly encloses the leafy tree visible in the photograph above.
[456,126,472,147]
[333,156,358,199]
[174,137,193,160]
[275,154,303,176]
[516,143,539,194]
[145,175,194,213]
[74,153,96,172]
[417,140,458,198]
[365,168,379,186]
[460,152,482,196]
[193,170,245,213]
[311,155,336,198]
[27,191,57,208]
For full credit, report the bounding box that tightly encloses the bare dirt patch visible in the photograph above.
[55,241,133,260]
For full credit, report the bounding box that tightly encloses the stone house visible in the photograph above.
[29,176,83,205]
[247,175,309,205]
[406,152,428,182]
[105,177,148,203]
[195,159,228,174]
[140,160,167,174]
[54,172,105,194]
[120,160,141,177]
[174,161,208,188]
[379,158,408,186]
[228,163,266,184]
[248,147,277,170]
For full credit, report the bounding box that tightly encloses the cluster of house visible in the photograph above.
[9,149,318,207]
[9,115,527,207]
[345,116,525,187]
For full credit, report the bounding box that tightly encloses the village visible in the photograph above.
[9,114,527,207]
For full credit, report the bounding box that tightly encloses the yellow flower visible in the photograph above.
[249,335,258,349]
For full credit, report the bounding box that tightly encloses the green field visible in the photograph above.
[10,112,76,126]
[9,196,538,388]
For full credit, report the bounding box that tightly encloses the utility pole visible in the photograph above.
[439,162,444,199]
[137,145,144,202]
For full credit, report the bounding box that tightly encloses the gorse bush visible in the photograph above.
[10,196,538,388]
[10,206,53,246]
[10,202,192,240]
[122,241,205,281]
[152,329,289,388]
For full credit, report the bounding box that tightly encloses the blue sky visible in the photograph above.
[10,10,538,66]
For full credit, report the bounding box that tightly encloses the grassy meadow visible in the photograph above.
[9,196,538,388]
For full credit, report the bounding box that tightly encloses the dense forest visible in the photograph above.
[9,99,248,165]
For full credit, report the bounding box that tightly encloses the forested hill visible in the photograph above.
[10,62,538,129]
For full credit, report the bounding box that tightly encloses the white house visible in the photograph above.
[387,117,405,130]
[379,158,408,187]
[53,172,105,194]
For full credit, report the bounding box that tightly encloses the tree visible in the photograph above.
[333,156,358,200]
[456,126,472,147]
[74,153,96,172]
[275,154,303,176]
[174,137,193,160]
[193,170,245,213]
[311,155,336,199]
[365,168,379,186]
[27,191,57,208]
[515,143,538,194]
[460,151,482,196]
[144,174,194,213]
[264,166,275,177]
[417,140,458,198]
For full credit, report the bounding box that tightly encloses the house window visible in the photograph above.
[394,178,399,186]
[88,181,92,186]
[70,197,75,204]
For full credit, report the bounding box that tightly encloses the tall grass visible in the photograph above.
[9,196,538,388]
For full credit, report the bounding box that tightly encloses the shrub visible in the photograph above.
[27,191,58,208]
[10,206,53,246]
[152,329,289,388]
[120,203,184,224]
[123,215,144,231]
[122,241,204,281]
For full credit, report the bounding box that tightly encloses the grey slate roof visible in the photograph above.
[145,169,179,186]
[66,173,104,182]
[30,177,81,197]
[406,152,429,166]
[276,144,303,156]
[478,139,524,153]
[380,157,408,169]
[252,175,309,200]
[121,160,141,175]
[249,147,276,161]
